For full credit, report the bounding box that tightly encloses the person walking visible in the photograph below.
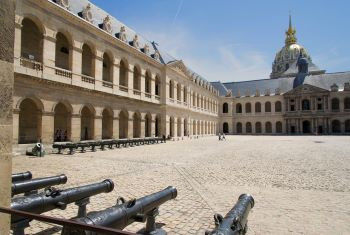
[222,133,226,141]
[218,133,221,141]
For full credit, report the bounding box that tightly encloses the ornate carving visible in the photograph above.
[57,0,69,9]
[143,44,150,55]
[331,83,339,92]
[152,50,160,60]
[82,4,93,23]
[102,15,112,33]
[118,26,127,42]
[132,35,140,49]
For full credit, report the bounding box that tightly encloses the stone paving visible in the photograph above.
[12,136,350,234]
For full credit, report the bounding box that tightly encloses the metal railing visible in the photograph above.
[0,206,135,235]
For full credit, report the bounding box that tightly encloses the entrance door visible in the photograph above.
[291,126,296,134]
[318,126,323,134]
[302,120,311,134]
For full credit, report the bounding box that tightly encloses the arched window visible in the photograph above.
[345,120,350,133]
[119,59,128,87]
[265,122,272,133]
[183,87,187,103]
[344,97,350,110]
[331,120,341,133]
[255,102,261,113]
[302,99,310,110]
[169,80,174,99]
[55,32,70,70]
[223,103,228,113]
[246,122,252,133]
[236,122,242,134]
[133,65,141,91]
[255,122,262,134]
[21,18,43,63]
[275,101,282,112]
[276,121,283,133]
[265,102,271,112]
[82,44,94,77]
[331,98,340,111]
[155,75,161,96]
[145,71,152,94]
[19,98,42,144]
[245,103,251,113]
[223,122,229,133]
[102,53,112,82]
[177,83,182,101]
[236,103,242,113]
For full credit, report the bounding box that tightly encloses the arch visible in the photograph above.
[55,32,71,70]
[169,80,174,99]
[102,108,113,139]
[344,97,350,110]
[265,102,271,112]
[255,102,261,113]
[145,70,152,94]
[331,98,340,111]
[133,112,141,138]
[21,18,43,62]
[177,117,182,137]
[331,120,341,133]
[102,52,112,82]
[119,110,128,139]
[133,65,141,91]
[223,122,229,134]
[192,120,196,135]
[265,122,272,133]
[177,83,182,101]
[276,121,283,134]
[119,58,129,87]
[223,103,229,113]
[18,98,42,144]
[80,105,95,140]
[184,118,188,136]
[245,103,251,113]
[302,120,311,134]
[155,75,161,96]
[236,103,242,113]
[302,99,310,110]
[145,113,152,137]
[345,120,350,133]
[236,122,242,134]
[82,43,94,77]
[275,101,282,112]
[246,122,252,134]
[155,114,161,137]
[255,122,262,134]
[54,102,71,142]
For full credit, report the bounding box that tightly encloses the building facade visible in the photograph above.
[12,0,350,148]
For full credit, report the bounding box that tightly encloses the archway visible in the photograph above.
[133,112,141,138]
[236,103,242,113]
[55,32,70,70]
[255,122,262,134]
[145,113,152,137]
[345,120,350,133]
[332,120,341,133]
[223,103,228,113]
[184,119,188,136]
[245,103,251,113]
[119,110,128,139]
[155,115,161,137]
[236,122,242,134]
[119,59,128,87]
[21,18,43,63]
[54,102,71,142]
[276,121,283,134]
[265,122,272,134]
[275,101,282,112]
[155,75,161,96]
[145,71,152,94]
[193,120,196,135]
[19,98,42,144]
[246,122,252,134]
[223,122,229,134]
[170,117,175,137]
[102,53,112,82]
[302,120,311,134]
[265,102,271,112]
[102,109,113,139]
[80,106,94,140]
[82,44,94,77]
[331,98,340,111]
[255,102,261,113]
[177,117,182,137]
[133,65,141,91]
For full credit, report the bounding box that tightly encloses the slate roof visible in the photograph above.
[50,0,211,84]
[212,71,350,97]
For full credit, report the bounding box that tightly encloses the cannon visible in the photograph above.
[12,171,32,183]
[11,179,114,235]
[205,194,255,235]
[12,174,68,196]
[62,186,177,235]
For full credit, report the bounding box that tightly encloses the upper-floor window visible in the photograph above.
[223,103,228,113]
[255,102,261,113]
[155,75,161,96]
[169,80,174,99]
[331,98,340,111]
[245,103,251,113]
[133,65,141,91]
[265,102,271,112]
[344,97,350,110]
[82,44,94,77]
[119,59,128,87]
[145,71,152,94]
[21,18,43,62]
[55,32,70,70]
[302,99,310,110]
[177,83,181,101]
[236,103,242,113]
[102,53,112,82]
[275,101,282,112]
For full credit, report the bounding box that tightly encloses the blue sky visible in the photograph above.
[91,0,350,82]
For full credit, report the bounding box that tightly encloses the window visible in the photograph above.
[245,103,251,113]
[344,97,350,110]
[275,101,282,112]
[302,99,310,110]
[223,103,228,113]
[331,98,340,111]
[236,103,242,113]
[265,102,271,112]
[255,102,261,113]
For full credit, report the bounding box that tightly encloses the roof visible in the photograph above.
[212,71,350,97]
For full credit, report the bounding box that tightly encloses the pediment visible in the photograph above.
[284,84,329,96]
[167,60,191,79]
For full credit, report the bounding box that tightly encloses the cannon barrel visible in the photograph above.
[12,174,68,196]
[12,171,32,183]
[11,179,114,224]
[62,186,177,234]
[206,194,255,235]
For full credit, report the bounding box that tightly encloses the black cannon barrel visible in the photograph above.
[11,179,114,224]
[206,194,255,235]
[12,174,68,196]
[12,171,32,183]
[62,186,177,234]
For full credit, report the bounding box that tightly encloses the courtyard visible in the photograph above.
[13,136,350,235]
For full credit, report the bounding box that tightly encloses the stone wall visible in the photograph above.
[0,0,15,233]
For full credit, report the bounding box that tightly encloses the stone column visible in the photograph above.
[113,59,120,89]
[94,115,102,140]
[140,69,145,98]
[128,65,134,96]
[14,15,22,60]
[71,114,81,142]
[151,114,157,137]
[112,110,120,139]
[166,115,170,137]
[173,118,178,137]
[128,111,134,139]
[43,34,56,67]
[0,0,14,232]
[71,43,83,86]
[178,118,184,137]
[12,110,19,144]
[151,74,156,97]
[41,112,54,143]
[140,113,146,138]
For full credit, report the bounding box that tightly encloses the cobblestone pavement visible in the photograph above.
[12,136,350,235]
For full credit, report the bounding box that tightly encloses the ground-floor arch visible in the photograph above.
[54,102,71,142]
[119,110,128,139]
[332,120,341,133]
[155,115,161,137]
[18,98,42,144]
[102,108,113,139]
[145,113,152,137]
[133,112,141,138]
[237,122,242,134]
[302,120,311,134]
[81,105,95,140]
[223,122,229,134]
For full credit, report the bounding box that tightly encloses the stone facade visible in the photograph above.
[13,0,219,146]
[0,0,15,233]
